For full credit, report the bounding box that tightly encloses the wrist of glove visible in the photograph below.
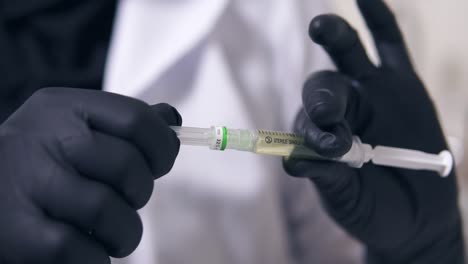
[284,1,465,263]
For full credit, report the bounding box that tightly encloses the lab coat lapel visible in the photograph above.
[103,0,229,97]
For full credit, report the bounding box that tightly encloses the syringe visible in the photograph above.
[171,126,453,177]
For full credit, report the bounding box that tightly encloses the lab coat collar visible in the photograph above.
[104,0,229,97]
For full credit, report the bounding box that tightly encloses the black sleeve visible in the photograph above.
[0,0,117,122]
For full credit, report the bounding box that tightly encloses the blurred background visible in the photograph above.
[330,0,468,242]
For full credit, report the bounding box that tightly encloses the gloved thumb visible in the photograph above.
[300,71,354,158]
[151,103,182,126]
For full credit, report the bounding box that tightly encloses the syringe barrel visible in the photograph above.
[171,126,370,165]
[223,128,257,152]
[171,126,257,151]
[171,126,212,146]
[214,127,323,158]
[171,126,453,177]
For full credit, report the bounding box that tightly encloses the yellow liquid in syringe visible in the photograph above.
[254,130,322,159]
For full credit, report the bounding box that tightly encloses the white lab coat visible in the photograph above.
[104,0,362,263]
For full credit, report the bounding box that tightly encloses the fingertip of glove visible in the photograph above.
[151,103,182,126]
[167,104,183,126]
[305,130,352,158]
[356,0,378,11]
[172,108,183,126]
[309,14,338,44]
[309,14,356,49]
[319,132,337,149]
[316,133,345,157]
[305,102,343,127]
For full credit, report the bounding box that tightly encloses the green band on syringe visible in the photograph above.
[221,127,228,151]
[213,126,228,151]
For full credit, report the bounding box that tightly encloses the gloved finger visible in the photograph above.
[82,94,180,178]
[283,158,363,225]
[357,0,413,71]
[300,71,355,157]
[5,210,109,264]
[302,71,372,136]
[151,103,183,126]
[45,88,180,178]
[302,71,350,127]
[309,14,376,79]
[60,132,154,210]
[284,159,409,239]
[283,158,357,199]
[34,164,143,258]
[295,109,352,158]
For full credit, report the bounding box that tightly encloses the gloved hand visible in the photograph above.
[0,88,181,263]
[284,0,465,263]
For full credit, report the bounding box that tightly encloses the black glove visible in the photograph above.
[284,0,465,263]
[0,88,181,263]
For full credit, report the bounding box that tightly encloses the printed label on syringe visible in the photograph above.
[255,130,303,156]
[212,126,228,151]
[255,130,320,158]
